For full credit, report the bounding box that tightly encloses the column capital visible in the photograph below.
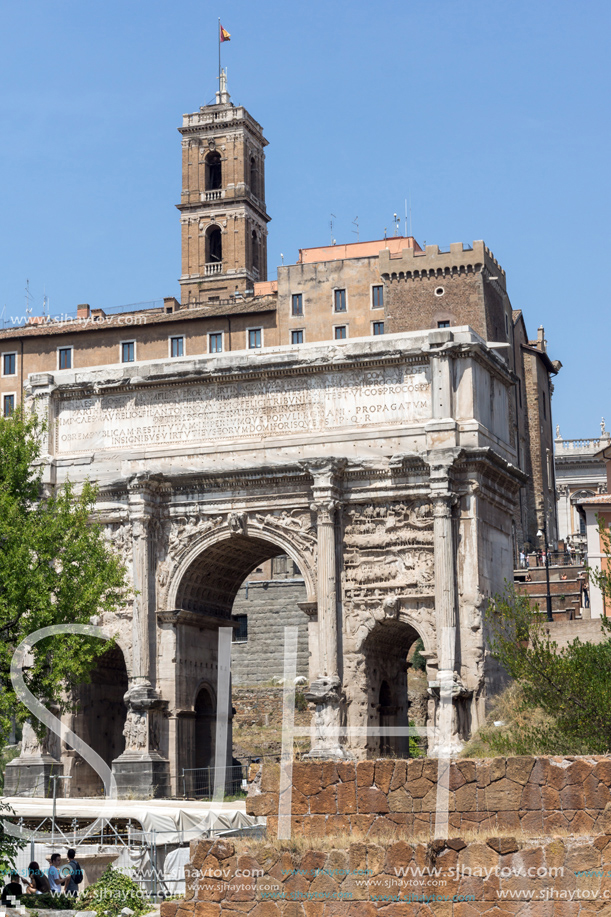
[301,458,346,491]
[310,499,337,524]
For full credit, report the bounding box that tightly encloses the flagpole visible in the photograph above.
[218,17,221,98]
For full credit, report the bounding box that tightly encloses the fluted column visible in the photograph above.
[130,515,151,686]
[302,459,349,759]
[432,493,457,677]
[312,498,339,679]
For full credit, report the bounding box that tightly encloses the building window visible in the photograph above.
[58,348,72,370]
[233,615,248,643]
[205,150,222,191]
[542,391,547,420]
[437,320,450,328]
[334,326,347,340]
[209,332,223,353]
[206,225,223,265]
[291,330,304,344]
[334,289,346,312]
[372,285,383,309]
[248,328,262,349]
[291,293,303,316]
[121,342,135,363]
[2,353,16,376]
[170,336,184,358]
[3,394,15,417]
[372,321,384,335]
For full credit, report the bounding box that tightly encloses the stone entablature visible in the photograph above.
[9,327,524,796]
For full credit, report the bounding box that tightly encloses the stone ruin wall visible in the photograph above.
[246,756,611,838]
[167,833,611,917]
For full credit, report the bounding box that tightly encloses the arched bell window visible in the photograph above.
[206,225,222,264]
[205,151,222,191]
[250,156,257,197]
[251,230,259,273]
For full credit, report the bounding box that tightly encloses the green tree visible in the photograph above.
[483,583,611,755]
[0,408,129,744]
[0,803,26,873]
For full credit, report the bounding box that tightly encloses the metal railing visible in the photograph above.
[181,764,247,799]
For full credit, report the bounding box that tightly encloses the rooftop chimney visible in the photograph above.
[77,303,91,319]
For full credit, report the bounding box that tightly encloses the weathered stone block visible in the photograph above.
[390,760,407,791]
[506,756,535,785]
[484,777,523,810]
[310,786,337,814]
[293,763,323,796]
[387,787,412,813]
[374,760,395,794]
[357,761,375,787]
[357,787,390,814]
[337,780,357,813]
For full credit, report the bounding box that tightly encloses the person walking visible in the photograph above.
[519,551,525,569]
[62,849,83,898]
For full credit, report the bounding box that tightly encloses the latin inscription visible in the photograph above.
[55,364,431,454]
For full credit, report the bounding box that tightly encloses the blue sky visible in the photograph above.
[0,0,608,437]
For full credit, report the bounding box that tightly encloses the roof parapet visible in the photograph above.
[380,240,506,288]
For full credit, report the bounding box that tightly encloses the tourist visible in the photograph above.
[48,854,62,895]
[519,551,526,568]
[62,849,83,897]
[1,873,22,906]
[26,862,51,895]
[561,573,568,581]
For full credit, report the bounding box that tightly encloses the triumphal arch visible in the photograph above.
[12,327,522,797]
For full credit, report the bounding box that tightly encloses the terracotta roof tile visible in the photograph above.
[0,296,276,340]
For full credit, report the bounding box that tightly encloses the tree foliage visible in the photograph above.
[484,583,611,755]
[0,408,129,743]
[0,803,26,873]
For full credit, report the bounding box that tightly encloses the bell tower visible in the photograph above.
[177,72,271,304]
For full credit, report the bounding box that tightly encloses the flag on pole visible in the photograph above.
[220,24,231,42]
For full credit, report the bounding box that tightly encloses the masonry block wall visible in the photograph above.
[247,757,611,838]
[380,241,511,344]
[231,578,309,684]
[165,834,611,917]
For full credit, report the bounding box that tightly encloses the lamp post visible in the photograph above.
[50,774,72,846]
[537,516,554,622]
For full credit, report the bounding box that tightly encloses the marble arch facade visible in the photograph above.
[7,327,524,797]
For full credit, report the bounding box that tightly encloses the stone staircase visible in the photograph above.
[514,563,586,620]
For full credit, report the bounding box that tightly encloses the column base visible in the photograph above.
[111,752,171,799]
[3,755,63,797]
[304,745,353,761]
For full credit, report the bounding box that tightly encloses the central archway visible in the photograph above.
[167,527,316,786]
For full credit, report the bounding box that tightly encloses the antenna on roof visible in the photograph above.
[330,214,337,245]
[42,287,49,317]
[351,216,359,242]
[393,213,400,237]
[25,279,32,316]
